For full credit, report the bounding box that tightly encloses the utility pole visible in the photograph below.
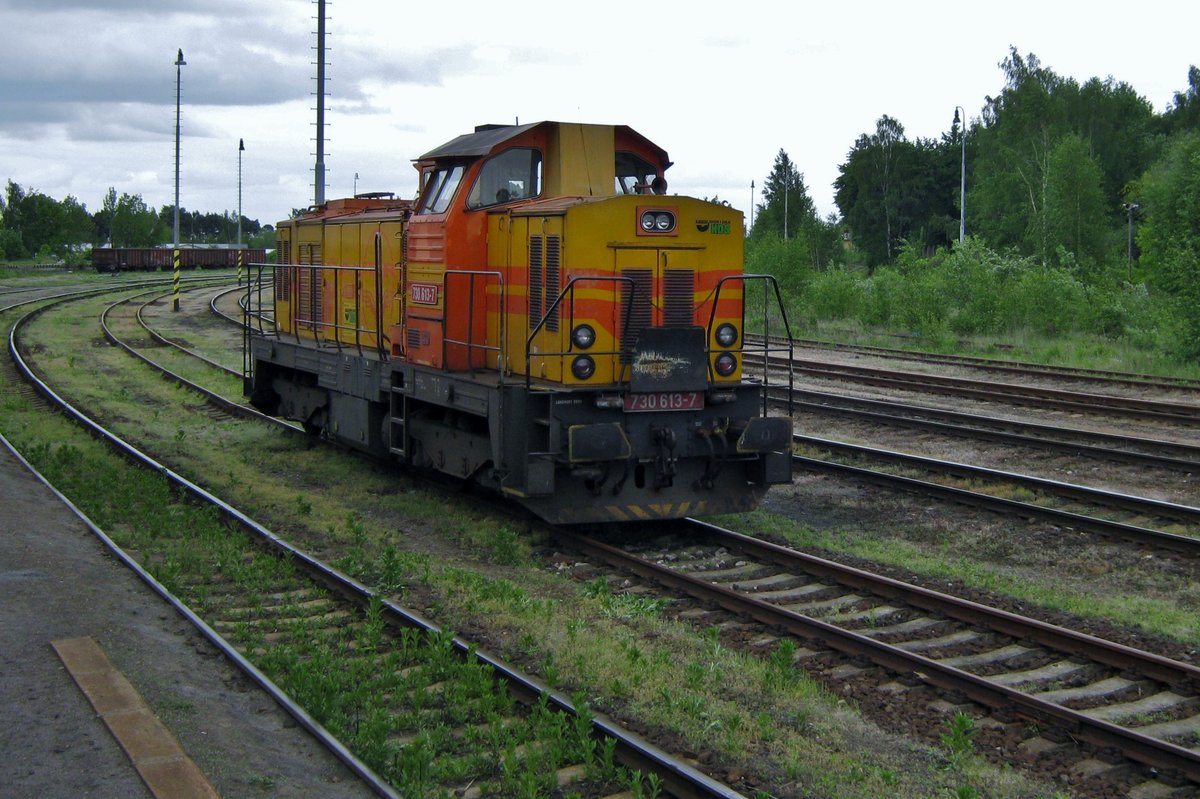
[237,139,245,246]
[313,0,327,205]
[1124,202,1139,280]
[953,106,966,244]
[749,180,755,233]
[173,48,186,312]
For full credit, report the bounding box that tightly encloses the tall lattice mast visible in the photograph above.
[312,0,329,205]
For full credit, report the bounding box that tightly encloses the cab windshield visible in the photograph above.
[416,165,465,214]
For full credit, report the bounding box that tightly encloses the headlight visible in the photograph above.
[571,355,596,380]
[714,353,737,376]
[715,323,738,348]
[639,209,675,234]
[572,324,595,350]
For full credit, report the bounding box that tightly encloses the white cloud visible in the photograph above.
[1,0,1196,227]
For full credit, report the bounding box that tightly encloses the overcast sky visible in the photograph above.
[1,0,1196,229]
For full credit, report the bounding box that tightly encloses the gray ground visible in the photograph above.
[0,438,379,799]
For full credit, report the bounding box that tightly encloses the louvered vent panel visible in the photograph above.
[619,269,653,363]
[297,244,322,327]
[275,238,291,300]
[529,236,543,329]
[545,235,561,332]
[663,269,695,327]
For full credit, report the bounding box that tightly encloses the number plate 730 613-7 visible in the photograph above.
[622,391,704,412]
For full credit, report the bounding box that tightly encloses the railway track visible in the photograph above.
[772,385,1200,473]
[790,433,1200,555]
[5,281,755,799]
[748,333,1200,392]
[558,522,1200,796]
[744,350,1200,426]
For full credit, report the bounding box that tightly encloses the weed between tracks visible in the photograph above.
[2,287,1070,797]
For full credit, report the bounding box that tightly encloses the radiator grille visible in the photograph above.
[297,244,322,329]
[528,235,562,332]
[544,235,560,332]
[619,269,653,363]
[275,237,291,300]
[663,269,695,327]
[528,236,542,330]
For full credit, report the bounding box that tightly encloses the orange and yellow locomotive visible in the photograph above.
[247,121,792,523]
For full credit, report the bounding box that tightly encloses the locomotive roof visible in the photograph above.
[418,121,670,168]
[419,122,542,160]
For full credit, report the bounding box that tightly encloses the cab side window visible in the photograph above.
[466,148,542,209]
[616,151,659,195]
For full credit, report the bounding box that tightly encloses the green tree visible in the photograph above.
[1069,76,1156,205]
[94,187,118,246]
[110,192,162,247]
[1044,134,1108,271]
[57,196,95,253]
[1157,65,1200,136]
[971,50,1069,261]
[1136,132,1200,358]
[0,181,95,259]
[750,149,835,270]
[2,181,28,258]
[970,48,1157,267]
[835,117,958,269]
[752,149,814,240]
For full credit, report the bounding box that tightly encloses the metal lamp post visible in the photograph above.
[953,106,966,245]
[237,138,245,284]
[173,48,186,311]
[749,180,755,232]
[1124,202,1139,280]
[237,139,244,246]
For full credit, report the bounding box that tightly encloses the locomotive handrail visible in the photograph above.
[707,273,795,417]
[276,261,392,359]
[242,261,278,386]
[441,269,505,377]
[525,275,638,391]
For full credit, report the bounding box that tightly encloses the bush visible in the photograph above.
[805,268,865,319]
[778,237,1186,355]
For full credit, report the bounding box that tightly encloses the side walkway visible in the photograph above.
[0,439,378,798]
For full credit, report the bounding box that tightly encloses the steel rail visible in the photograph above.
[1,274,229,316]
[6,298,404,799]
[556,523,1200,785]
[133,286,242,377]
[770,385,1200,472]
[792,452,1200,554]
[13,291,747,799]
[99,288,286,426]
[744,351,1200,424]
[794,433,1200,528]
[746,332,1200,391]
